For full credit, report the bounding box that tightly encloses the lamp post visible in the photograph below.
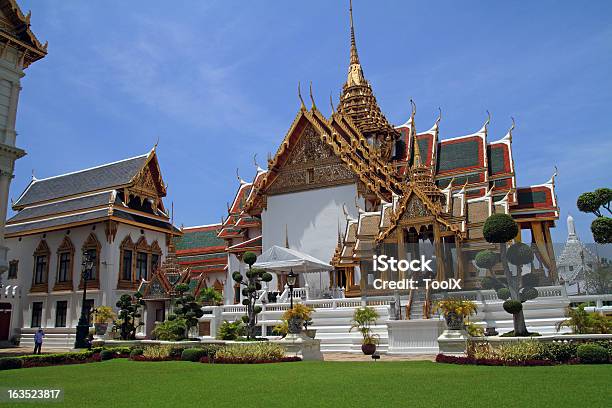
[287,269,297,309]
[75,250,94,348]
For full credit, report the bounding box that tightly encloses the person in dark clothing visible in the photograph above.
[33,328,44,354]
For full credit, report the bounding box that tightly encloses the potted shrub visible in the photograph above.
[93,306,116,336]
[350,307,379,355]
[435,299,477,330]
[199,287,223,306]
[281,304,314,334]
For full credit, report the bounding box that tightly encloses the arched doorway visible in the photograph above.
[0,303,12,341]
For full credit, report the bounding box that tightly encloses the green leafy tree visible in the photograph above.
[231,251,273,339]
[577,187,612,244]
[152,318,187,340]
[115,292,145,340]
[172,283,204,339]
[199,287,223,306]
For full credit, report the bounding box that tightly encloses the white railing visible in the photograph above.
[535,285,565,298]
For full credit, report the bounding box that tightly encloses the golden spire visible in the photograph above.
[410,100,422,168]
[349,0,359,66]
[346,0,365,87]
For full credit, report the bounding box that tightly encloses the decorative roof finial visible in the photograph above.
[153,136,159,151]
[546,166,558,185]
[236,168,246,185]
[436,107,442,127]
[349,0,359,66]
[298,81,306,111]
[31,169,37,182]
[409,100,422,168]
[503,116,515,142]
[329,92,335,114]
[309,81,317,111]
[253,154,264,173]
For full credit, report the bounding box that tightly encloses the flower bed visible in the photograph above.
[436,339,611,366]
[212,356,302,364]
[0,343,300,369]
[436,354,559,366]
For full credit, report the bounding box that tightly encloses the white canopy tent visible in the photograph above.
[253,245,333,296]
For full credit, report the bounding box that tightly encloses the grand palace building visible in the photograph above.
[214,2,559,311]
[0,2,570,347]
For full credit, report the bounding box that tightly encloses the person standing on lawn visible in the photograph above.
[33,328,44,354]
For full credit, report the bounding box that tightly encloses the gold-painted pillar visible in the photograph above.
[456,239,465,282]
[433,223,445,282]
[542,223,558,282]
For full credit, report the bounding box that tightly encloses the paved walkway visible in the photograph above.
[323,353,436,362]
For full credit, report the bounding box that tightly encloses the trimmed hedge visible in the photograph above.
[436,354,556,367]
[0,357,23,370]
[577,344,609,364]
[181,348,206,362]
[458,340,612,366]
[100,350,115,361]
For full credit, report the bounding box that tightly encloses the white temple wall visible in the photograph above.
[261,183,363,290]
[4,222,168,341]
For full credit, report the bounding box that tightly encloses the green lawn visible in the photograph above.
[1,360,610,408]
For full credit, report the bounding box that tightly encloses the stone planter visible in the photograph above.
[362,343,377,355]
[288,317,304,334]
[305,329,317,339]
[444,312,464,330]
[94,323,108,336]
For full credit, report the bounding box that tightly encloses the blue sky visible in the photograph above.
[12,0,612,243]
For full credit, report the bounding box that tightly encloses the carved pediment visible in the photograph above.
[131,164,160,199]
[267,123,355,195]
[401,195,430,220]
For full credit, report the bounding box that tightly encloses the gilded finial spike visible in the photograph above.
[309,81,317,111]
[298,82,306,111]
[236,168,246,184]
[349,0,359,66]
[329,92,335,114]
[410,99,416,117]
[436,107,442,126]
[25,10,31,24]
[253,153,259,169]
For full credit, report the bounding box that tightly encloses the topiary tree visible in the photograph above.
[115,292,145,340]
[475,250,504,290]
[482,214,532,336]
[577,188,612,244]
[591,217,612,244]
[231,251,273,339]
[475,250,498,275]
[172,283,204,339]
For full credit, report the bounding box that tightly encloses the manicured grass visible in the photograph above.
[1,359,610,407]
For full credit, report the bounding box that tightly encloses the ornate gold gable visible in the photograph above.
[267,121,355,195]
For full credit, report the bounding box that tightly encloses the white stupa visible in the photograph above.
[556,214,597,294]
